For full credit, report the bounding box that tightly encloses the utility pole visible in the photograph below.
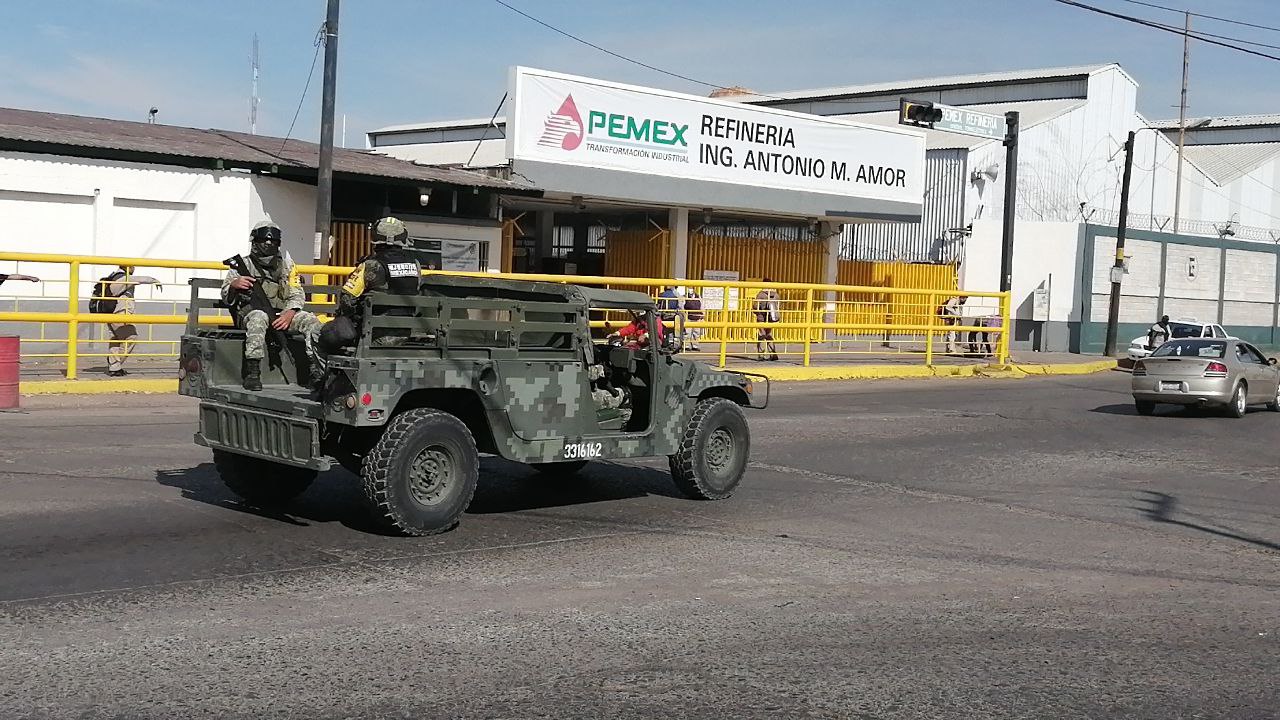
[999,111,1020,293]
[1173,11,1190,234]
[249,34,260,135]
[314,0,340,265]
[1104,131,1137,357]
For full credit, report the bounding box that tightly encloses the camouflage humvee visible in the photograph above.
[179,273,767,535]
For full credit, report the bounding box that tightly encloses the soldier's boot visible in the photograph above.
[242,357,263,391]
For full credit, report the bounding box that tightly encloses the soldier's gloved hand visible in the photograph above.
[271,309,296,330]
[231,276,256,291]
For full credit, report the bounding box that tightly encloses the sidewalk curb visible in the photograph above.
[21,378,179,395]
[724,359,1116,382]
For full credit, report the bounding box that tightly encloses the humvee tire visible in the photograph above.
[212,449,317,508]
[529,460,589,477]
[669,398,750,501]
[362,408,479,536]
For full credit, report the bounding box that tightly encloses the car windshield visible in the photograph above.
[1152,339,1226,359]
[1168,323,1201,338]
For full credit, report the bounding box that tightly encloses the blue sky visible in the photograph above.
[1,0,1277,146]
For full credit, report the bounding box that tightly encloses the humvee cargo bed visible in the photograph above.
[180,273,765,535]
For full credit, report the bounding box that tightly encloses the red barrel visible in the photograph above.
[0,335,19,409]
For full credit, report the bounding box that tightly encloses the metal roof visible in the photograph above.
[0,107,529,190]
[372,117,508,135]
[1180,142,1280,185]
[832,99,1085,150]
[745,64,1121,103]
[1149,114,1280,130]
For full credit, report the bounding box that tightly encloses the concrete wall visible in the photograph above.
[0,151,315,365]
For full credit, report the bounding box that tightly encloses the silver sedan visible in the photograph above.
[1131,338,1280,417]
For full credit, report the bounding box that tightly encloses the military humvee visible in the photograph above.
[179,273,767,535]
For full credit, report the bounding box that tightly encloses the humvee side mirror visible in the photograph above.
[1270,357,1278,366]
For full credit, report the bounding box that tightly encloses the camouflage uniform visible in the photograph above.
[221,250,321,360]
[316,217,421,359]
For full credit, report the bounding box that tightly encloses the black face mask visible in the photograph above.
[251,239,281,260]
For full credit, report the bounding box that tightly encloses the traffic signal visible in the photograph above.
[900,100,943,127]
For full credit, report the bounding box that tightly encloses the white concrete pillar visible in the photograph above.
[822,222,843,335]
[668,207,689,279]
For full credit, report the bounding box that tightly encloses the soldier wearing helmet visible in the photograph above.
[222,220,322,390]
[314,217,423,366]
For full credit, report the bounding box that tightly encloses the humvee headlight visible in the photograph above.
[344,394,358,410]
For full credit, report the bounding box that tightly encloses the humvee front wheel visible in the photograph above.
[362,409,479,536]
[212,450,317,508]
[669,398,750,500]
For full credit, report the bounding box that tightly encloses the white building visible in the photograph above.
[370,63,1280,351]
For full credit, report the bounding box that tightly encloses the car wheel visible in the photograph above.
[362,408,479,536]
[1134,400,1156,416]
[1226,382,1248,419]
[669,398,750,500]
[1268,383,1280,412]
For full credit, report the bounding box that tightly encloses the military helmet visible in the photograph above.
[250,220,282,243]
[372,217,409,248]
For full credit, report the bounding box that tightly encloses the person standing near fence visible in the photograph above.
[940,295,966,355]
[98,266,163,377]
[684,287,703,351]
[753,279,780,362]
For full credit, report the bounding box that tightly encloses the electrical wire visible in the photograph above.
[1052,0,1280,62]
[279,25,324,153]
[1113,0,1280,35]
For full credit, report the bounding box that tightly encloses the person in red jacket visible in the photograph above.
[610,310,665,349]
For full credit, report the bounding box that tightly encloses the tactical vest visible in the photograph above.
[243,255,290,310]
[369,249,421,316]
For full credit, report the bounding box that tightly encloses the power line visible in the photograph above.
[491,0,724,90]
[1113,0,1280,35]
[1052,0,1280,62]
[279,25,324,153]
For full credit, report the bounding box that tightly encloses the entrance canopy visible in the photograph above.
[507,67,926,224]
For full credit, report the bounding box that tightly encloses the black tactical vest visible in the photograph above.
[370,248,421,316]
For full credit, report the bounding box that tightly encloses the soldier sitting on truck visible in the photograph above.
[314,217,422,364]
[222,220,323,391]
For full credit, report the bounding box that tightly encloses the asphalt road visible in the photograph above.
[2,374,1277,719]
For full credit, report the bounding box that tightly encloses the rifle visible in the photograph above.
[224,254,288,366]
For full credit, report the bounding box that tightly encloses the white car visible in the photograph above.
[1128,320,1231,361]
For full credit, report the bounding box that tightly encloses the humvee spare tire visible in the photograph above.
[212,450,317,508]
[669,398,750,501]
[362,408,479,536]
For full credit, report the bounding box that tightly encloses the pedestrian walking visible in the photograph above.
[940,295,966,354]
[753,279,780,362]
[1147,314,1172,351]
[95,265,162,377]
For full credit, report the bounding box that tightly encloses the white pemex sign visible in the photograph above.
[508,67,925,206]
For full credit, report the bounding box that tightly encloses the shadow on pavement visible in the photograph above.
[1134,490,1280,552]
[1092,403,1216,417]
[155,457,682,533]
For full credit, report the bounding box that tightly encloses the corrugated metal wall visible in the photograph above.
[603,229,670,281]
[330,221,371,268]
[836,259,958,333]
[841,148,967,263]
[688,233,827,284]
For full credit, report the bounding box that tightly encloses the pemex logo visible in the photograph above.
[537,95,584,151]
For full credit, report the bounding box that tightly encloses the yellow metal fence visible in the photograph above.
[0,251,1009,379]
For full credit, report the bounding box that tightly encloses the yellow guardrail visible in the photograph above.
[1,251,1010,379]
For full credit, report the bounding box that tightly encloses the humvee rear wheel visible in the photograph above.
[529,460,588,477]
[212,450,317,508]
[362,409,479,536]
[669,398,750,501]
